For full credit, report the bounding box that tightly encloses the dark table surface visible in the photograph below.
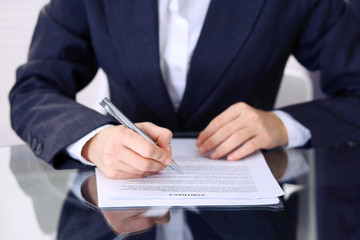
[2,143,360,240]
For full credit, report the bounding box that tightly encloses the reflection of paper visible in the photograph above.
[96,139,284,208]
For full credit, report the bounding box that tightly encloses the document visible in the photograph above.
[96,139,284,208]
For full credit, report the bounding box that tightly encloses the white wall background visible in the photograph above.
[0,3,105,239]
[0,0,104,147]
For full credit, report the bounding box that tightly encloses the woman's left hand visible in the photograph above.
[196,102,288,161]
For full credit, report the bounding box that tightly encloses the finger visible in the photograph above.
[120,149,166,173]
[103,209,147,224]
[209,127,256,159]
[227,138,260,161]
[100,148,165,178]
[101,168,151,179]
[111,215,154,234]
[197,102,249,146]
[100,161,158,179]
[197,104,242,145]
[155,212,171,224]
[137,122,173,154]
[198,117,247,155]
[121,128,172,166]
[125,215,156,233]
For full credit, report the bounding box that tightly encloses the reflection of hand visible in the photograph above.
[81,175,170,235]
[82,122,174,179]
[263,149,288,180]
[102,208,170,234]
[196,102,288,160]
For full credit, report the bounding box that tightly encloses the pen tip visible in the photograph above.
[169,161,183,174]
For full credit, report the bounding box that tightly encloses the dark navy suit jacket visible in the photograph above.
[9,0,360,168]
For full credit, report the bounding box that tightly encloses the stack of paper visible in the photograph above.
[96,139,284,208]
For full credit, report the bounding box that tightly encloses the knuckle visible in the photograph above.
[231,102,240,109]
[223,124,235,134]
[213,118,224,129]
[138,160,152,171]
[165,129,173,138]
[215,145,226,155]
[247,109,257,118]
[101,156,114,169]
[114,126,132,142]
[144,121,155,129]
[248,112,260,123]
[234,102,246,110]
[139,121,151,127]
[233,131,244,142]
[143,145,157,158]
[216,127,225,137]
[104,169,118,179]
[115,125,127,135]
[247,139,258,151]
[209,118,218,128]
[159,127,173,139]
[203,138,215,149]
[102,146,114,158]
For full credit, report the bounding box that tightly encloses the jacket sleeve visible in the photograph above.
[9,0,116,168]
[281,0,360,147]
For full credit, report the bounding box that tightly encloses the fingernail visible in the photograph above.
[167,143,172,153]
[210,152,219,159]
[196,139,202,146]
[227,155,235,161]
[165,158,172,166]
[199,146,206,154]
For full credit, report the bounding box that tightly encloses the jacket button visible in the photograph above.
[31,138,38,150]
[27,134,32,145]
[35,143,43,156]
[348,141,358,147]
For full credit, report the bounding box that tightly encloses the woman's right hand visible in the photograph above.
[81,122,174,179]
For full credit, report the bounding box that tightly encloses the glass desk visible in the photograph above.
[1,144,360,239]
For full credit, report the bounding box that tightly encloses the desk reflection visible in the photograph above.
[315,147,360,240]
[82,175,170,238]
[77,149,298,240]
[9,144,360,239]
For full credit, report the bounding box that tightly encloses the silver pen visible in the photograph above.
[99,97,183,174]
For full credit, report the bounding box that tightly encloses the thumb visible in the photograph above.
[136,122,173,154]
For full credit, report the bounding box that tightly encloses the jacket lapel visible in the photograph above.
[178,0,266,126]
[104,0,181,130]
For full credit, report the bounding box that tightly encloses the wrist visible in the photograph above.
[81,125,113,164]
[81,133,96,163]
[272,110,312,148]
[66,124,113,166]
[272,112,289,147]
